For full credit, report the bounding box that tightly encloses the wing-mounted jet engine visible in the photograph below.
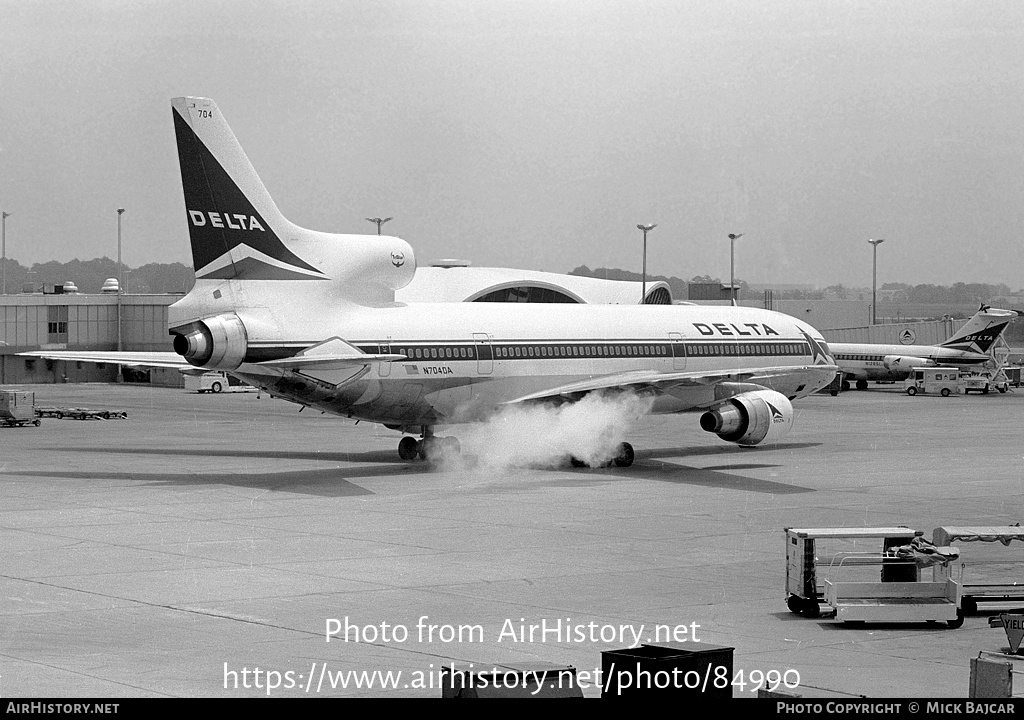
[883,355,934,371]
[699,389,794,447]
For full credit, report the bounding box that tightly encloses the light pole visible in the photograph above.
[636,224,657,304]
[728,233,744,305]
[117,208,125,351]
[366,217,392,235]
[1,211,9,295]
[868,238,885,325]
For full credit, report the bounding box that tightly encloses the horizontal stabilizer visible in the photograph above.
[255,337,406,372]
[20,350,188,369]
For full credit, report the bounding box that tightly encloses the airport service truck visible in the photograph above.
[903,367,961,397]
[961,369,1009,395]
[183,371,256,394]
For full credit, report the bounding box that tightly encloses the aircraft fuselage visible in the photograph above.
[832,342,990,382]
[191,300,838,428]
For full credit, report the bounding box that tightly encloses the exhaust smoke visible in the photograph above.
[443,391,654,472]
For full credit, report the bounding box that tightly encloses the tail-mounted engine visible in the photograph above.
[883,355,934,371]
[170,313,248,370]
[699,389,793,447]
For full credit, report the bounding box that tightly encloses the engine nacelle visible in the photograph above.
[170,313,248,370]
[699,390,793,447]
[883,355,934,371]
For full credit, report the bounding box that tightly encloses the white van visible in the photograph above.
[184,371,256,394]
[904,367,960,397]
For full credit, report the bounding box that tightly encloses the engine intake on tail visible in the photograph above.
[883,355,934,371]
[699,389,793,447]
[170,313,248,370]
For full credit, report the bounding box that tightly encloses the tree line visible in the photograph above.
[0,258,194,295]
[569,266,1021,305]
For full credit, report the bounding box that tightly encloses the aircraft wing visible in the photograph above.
[504,364,837,407]
[21,337,406,373]
[19,350,189,369]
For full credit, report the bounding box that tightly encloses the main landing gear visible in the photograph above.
[398,426,461,462]
[570,442,635,468]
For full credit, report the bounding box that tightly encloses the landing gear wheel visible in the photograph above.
[613,442,635,467]
[441,436,461,455]
[856,380,868,390]
[418,437,441,461]
[841,380,850,392]
[787,595,803,614]
[803,599,821,618]
[907,386,917,396]
[947,610,965,629]
[398,436,419,461]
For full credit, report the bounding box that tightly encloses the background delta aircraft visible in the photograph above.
[832,305,1020,390]
[27,96,838,465]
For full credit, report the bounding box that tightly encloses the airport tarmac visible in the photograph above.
[1,381,1023,699]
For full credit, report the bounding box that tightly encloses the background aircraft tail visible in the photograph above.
[939,305,1020,353]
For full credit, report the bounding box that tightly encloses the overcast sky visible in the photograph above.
[2,1,1022,288]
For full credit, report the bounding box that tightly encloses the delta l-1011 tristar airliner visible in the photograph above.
[26,97,838,465]
[832,305,1019,390]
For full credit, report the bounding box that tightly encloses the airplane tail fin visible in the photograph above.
[171,97,325,281]
[940,305,1020,354]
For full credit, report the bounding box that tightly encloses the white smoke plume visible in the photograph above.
[440,391,655,472]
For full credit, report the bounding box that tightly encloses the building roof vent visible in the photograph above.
[62,281,78,294]
[101,278,120,293]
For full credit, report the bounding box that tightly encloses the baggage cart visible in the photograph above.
[785,527,923,618]
[933,526,1024,614]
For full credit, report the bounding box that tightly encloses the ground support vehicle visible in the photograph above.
[1003,366,1021,388]
[933,526,1024,615]
[962,370,1010,395]
[785,526,963,626]
[184,371,257,394]
[904,367,961,397]
[35,407,128,420]
[0,390,41,427]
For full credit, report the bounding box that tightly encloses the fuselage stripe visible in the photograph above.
[357,340,812,361]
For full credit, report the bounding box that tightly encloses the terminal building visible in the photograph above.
[0,282,179,386]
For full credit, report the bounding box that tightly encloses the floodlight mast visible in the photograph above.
[868,238,885,324]
[1,211,10,295]
[728,233,744,306]
[117,208,125,351]
[366,217,393,235]
[637,223,657,304]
